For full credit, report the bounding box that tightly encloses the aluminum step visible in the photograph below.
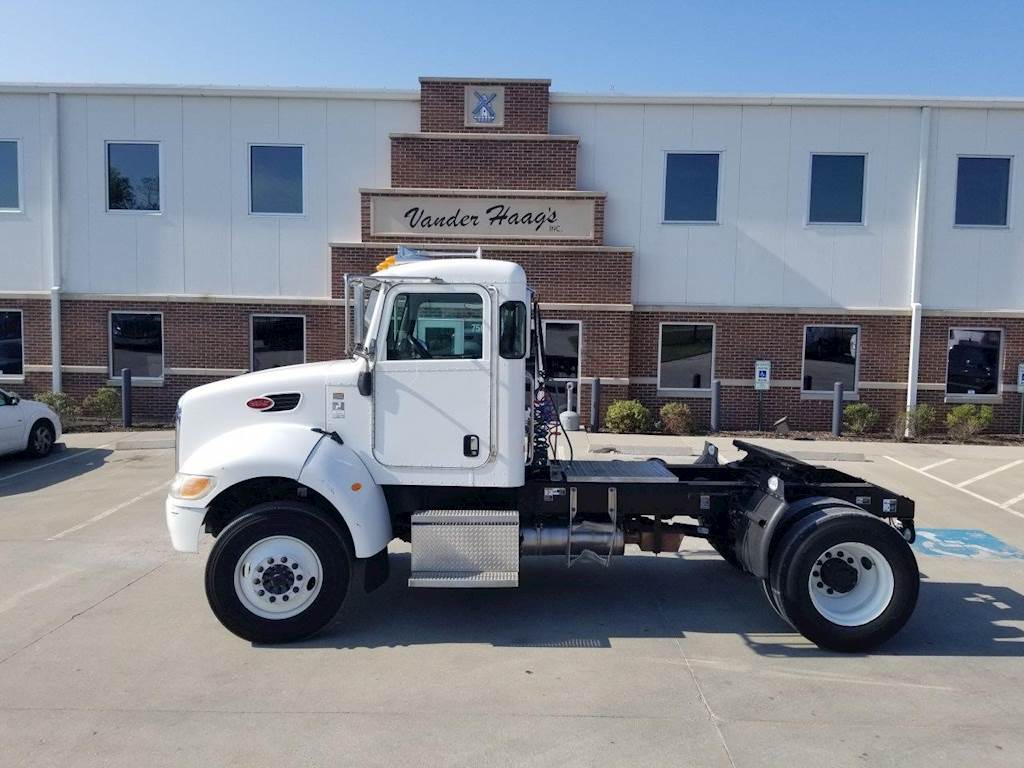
[409,509,519,588]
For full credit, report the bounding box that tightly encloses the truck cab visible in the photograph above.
[167,252,920,652]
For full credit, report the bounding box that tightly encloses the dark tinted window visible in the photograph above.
[955,157,1010,226]
[386,293,483,360]
[107,143,160,211]
[250,145,303,214]
[803,326,858,392]
[0,310,23,376]
[110,312,163,378]
[664,153,720,222]
[0,141,18,209]
[499,302,527,359]
[252,315,305,371]
[947,328,1001,395]
[660,324,713,389]
[809,154,865,223]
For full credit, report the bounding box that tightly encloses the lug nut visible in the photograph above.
[281,557,288,563]
[267,558,274,564]
[253,578,260,585]
[282,595,289,602]
[269,596,276,603]
[293,587,300,593]
[258,590,265,596]
[847,557,854,564]
[296,574,303,581]
[257,566,264,573]
[817,581,823,588]
[291,563,299,570]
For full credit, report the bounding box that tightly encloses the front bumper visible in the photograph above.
[166,497,207,553]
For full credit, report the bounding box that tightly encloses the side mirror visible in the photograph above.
[357,369,373,397]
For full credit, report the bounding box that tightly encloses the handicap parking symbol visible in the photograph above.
[913,528,1024,560]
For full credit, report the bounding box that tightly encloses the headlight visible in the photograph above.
[169,473,216,500]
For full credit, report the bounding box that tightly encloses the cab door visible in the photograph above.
[372,285,492,469]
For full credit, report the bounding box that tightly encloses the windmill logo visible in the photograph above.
[471,91,498,124]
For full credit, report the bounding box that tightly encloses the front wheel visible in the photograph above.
[205,502,352,643]
[25,420,56,458]
[767,510,919,652]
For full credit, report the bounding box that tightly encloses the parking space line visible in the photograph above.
[884,456,1024,521]
[0,443,114,486]
[47,479,170,540]
[919,458,955,472]
[956,459,1024,488]
[1003,489,1024,507]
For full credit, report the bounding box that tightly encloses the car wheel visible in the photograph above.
[205,501,352,644]
[769,509,919,652]
[25,420,56,458]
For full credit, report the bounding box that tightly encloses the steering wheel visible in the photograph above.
[401,333,433,359]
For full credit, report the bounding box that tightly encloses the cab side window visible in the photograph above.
[385,293,484,360]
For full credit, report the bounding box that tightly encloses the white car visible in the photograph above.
[0,389,62,458]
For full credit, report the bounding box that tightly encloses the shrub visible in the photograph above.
[604,399,653,434]
[660,402,694,435]
[946,404,994,442]
[32,391,82,429]
[888,403,938,442]
[82,387,121,427]
[843,402,879,435]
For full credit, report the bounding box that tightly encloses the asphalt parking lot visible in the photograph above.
[1,433,1023,767]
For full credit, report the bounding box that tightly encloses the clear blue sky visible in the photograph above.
[3,0,1023,96]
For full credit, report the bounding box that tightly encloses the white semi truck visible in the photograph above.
[166,252,920,651]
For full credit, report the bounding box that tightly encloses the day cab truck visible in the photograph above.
[166,251,920,652]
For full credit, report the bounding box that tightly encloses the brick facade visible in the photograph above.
[391,135,578,190]
[419,79,550,134]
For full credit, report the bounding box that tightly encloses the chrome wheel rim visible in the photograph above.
[33,426,52,453]
[808,541,894,627]
[233,535,323,620]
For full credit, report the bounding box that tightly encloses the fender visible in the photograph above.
[296,435,393,558]
[173,423,392,557]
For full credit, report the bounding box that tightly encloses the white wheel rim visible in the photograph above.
[807,541,894,627]
[233,535,323,620]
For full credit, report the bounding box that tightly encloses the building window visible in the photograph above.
[955,157,1011,227]
[0,141,20,211]
[542,320,581,412]
[946,328,1002,396]
[110,312,163,379]
[659,323,714,391]
[809,154,865,224]
[107,142,161,211]
[664,153,720,223]
[250,145,304,214]
[252,315,305,371]
[0,310,24,377]
[386,293,483,361]
[803,325,858,394]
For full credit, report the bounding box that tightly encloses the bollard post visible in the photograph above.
[121,367,133,429]
[590,377,601,433]
[832,382,844,436]
[710,379,721,432]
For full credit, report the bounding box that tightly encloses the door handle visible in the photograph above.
[463,434,480,457]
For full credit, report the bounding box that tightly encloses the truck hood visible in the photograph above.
[176,359,362,469]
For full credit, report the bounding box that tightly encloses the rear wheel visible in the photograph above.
[205,502,352,643]
[25,420,55,458]
[767,510,919,652]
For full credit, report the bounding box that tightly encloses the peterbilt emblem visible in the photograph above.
[471,91,498,123]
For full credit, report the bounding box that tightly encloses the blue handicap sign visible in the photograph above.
[913,528,1024,560]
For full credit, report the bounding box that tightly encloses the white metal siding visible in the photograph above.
[0,94,47,291]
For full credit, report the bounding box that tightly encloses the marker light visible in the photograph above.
[170,473,216,500]
[246,397,274,410]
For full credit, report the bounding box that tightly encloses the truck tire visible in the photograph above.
[766,509,919,652]
[205,501,352,644]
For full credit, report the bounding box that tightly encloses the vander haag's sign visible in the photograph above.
[464,85,505,127]
[368,193,596,240]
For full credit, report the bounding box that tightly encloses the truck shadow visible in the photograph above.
[303,553,1024,658]
[0,447,113,497]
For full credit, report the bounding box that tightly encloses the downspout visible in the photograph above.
[905,106,932,427]
[44,92,62,392]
